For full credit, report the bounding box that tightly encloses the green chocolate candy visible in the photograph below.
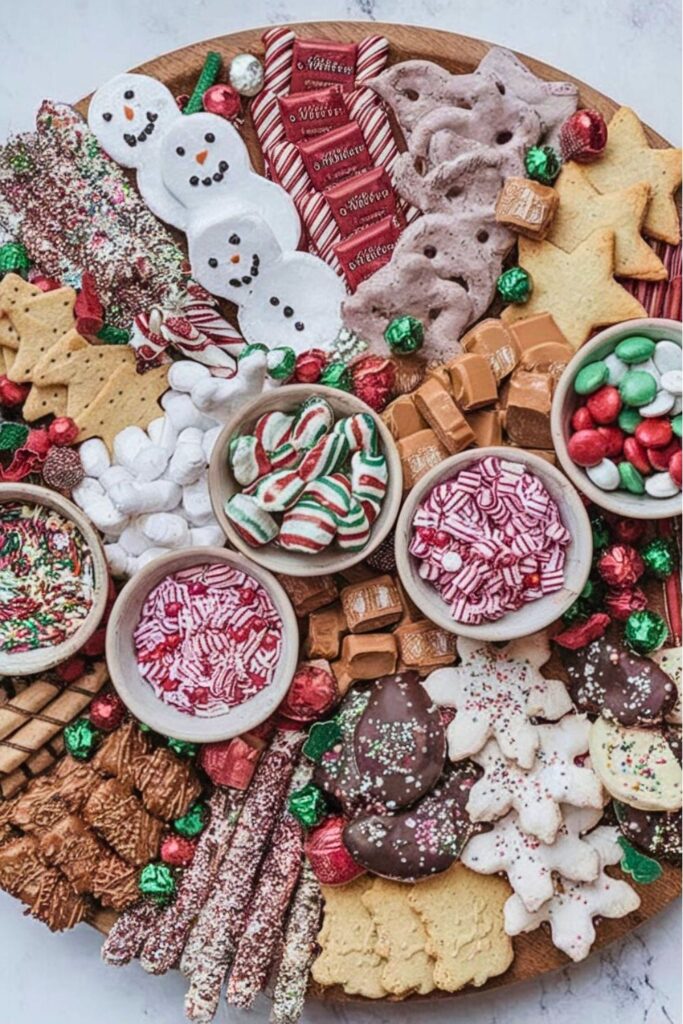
[497,266,532,304]
[615,335,656,364]
[618,407,643,434]
[574,361,609,395]
[619,370,657,408]
[618,461,645,494]
[672,414,682,438]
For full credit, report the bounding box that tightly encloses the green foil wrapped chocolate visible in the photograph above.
[303,720,343,763]
[617,836,663,885]
[239,343,268,361]
[288,782,327,827]
[524,145,561,185]
[383,315,424,355]
[267,346,297,381]
[624,610,669,654]
[0,242,30,275]
[64,718,100,761]
[173,801,207,838]
[640,537,676,580]
[496,266,532,304]
[167,738,199,758]
[590,514,611,552]
[97,324,131,345]
[320,361,352,391]
[562,601,586,626]
[139,862,177,904]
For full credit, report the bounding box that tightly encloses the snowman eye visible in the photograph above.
[230,278,241,288]
[124,89,134,100]
[205,133,215,143]
[102,112,112,122]
[269,297,279,306]
[189,176,199,186]
[208,258,218,268]
[295,322,304,331]
[176,146,186,156]
[283,306,294,318]
[229,234,241,245]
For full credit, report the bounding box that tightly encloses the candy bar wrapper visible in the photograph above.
[278,88,350,142]
[334,216,403,291]
[289,40,358,93]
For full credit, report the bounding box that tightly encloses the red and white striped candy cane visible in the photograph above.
[262,27,295,96]
[346,85,382,122]
[355,34,390,83]
[250,89,286,157]
[268,140,313,201]
[298,191,343,269]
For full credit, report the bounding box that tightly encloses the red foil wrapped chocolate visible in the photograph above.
[597,544,645,588]
[202,83,242,122]
[324,167,401,238]
[279,87,349,142]
[298,121,372,192]
[200,736,261,789]
[289,39,358,93]
[0,376,30,407]
[74,271,104,336]
[161,834,197,867]
[334,215,402,291]
[605,586,648,621]
[559,109,608,162]
[554,612,611,650]
[350,354,396,412]
[304,815,365,885]
[611,518,646,546]
[294,348,328,383]
[89,691,126,731]
[278,661,338,723]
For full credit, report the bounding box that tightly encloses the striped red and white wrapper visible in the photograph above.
[268,140,312,201]
[251,89,286,156]
[355,35,390,83]
[261,27,296,96]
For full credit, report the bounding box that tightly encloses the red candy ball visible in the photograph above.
[161,834,197,867]
[596,425,625,459]
[671,449,682,487]
[56,655,87,683]
[567,429,606,467]
[597,544,645,588]
[611,518,645,545]
[48,416,79,446]
[635,418,672,449]
[571,406,595,431]
[202,83,242,121]
[586,386,622,425]
[279,662,338,722]
[559,109,608,162]
[200,736,260,789]
[0,375,30,407]
[304,816,365,885]
[648,438,681,471]
[605,586,648,621]
[623,437,652,475]
[89,691,126,731]
[294,348,327,384]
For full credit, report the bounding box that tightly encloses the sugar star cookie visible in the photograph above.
[581,107,682,245]
[547,163,667,281]
[311,876,387,998]
[32,332,126,419]
[361,879,435,996]
[589,717,682,811]
[501,229,647,349]
[75,362,168,450]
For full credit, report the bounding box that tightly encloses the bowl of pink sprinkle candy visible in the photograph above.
[395,448,592,641]
[105,547,299,742]
[0,483,108,676]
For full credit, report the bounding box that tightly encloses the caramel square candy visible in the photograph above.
[396,429,449,490]
[382,394,427,440]
[507,312,569,354]
[277,573,338,616]
[414,379,475,454]
[306,602,348,660]
[504,369,554,450]
[460,319,520,382]
[495,177,559,239]
[447,354,498,410]
[426,364,452,392]
[467,408,503,447]
[394,620,457,669]
[340,575,403,633]
[342,634,398,679]
[330,659,355,697]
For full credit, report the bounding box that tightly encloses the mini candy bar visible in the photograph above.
[289,39,358,93]
[467,408,503,447]
[447,354,498,410]
[460,319,520,383]
[305,602,348,660]
[278,87,350,142]
[393,620,458,669]
[414,379,476,454]
[494,177,559,239]
[396,429,450,490]
[297,122,372,192]
[340,574,403,633]
[277,573,338,616]
[279,500,338,552]
[520,340,574,372]
[504,368,555,449]
[335,498,371,551]
[225,493,279,546]
[341,633,398,679]
[334,215,402,291]
[426,365,452,392]
[381,395,427,440]
[324,166,400,238]
[507,311,569,353]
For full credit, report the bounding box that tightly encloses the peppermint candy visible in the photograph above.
[225,493,279,546]
[254,411,294,451]
[269,442,301,471]
[279,500,337,552]
[351,450,388,503]
[291,396,334,449]
[334,412,377,453]
[299,433,349,481]
[301,473,352,517]
[336,497,371,551]
[229,435,271,487]
[253,470,306,512]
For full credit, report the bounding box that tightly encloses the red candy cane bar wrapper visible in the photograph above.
[289,39,358,93]
[262,27,296,96]
[297,121,372,192]
[334,215,403,291]
[279,88,350,142]
[325,166,402,237]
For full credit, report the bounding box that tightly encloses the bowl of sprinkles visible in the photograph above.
[106,547,299,742]
[395,448,592,641]
[0,483,108,676]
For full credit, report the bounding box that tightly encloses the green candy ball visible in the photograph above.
[590,514,611,551]
[384,315,424,355]
[320,361,352,391]
[64,718,100,761]
[618,407,643,434]
[497,266,532,304]
[524,144,562,185]
[173,802,207,838]
[0,242,30,275]
[619,461,645,494]
[288,782,327,827]
[624,609,669,654]
[614,336,656,364]
[138,862,176,905]
[640,537,677,580]
[562,600,587,626]
[672,414,682,438]
[619,370,657,407]
[575,361,609,395]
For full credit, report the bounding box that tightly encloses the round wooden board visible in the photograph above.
[77,18,681,1002]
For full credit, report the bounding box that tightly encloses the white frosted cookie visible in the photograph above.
[589,717,682,811]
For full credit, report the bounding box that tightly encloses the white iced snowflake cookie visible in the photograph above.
[589,717,682,812]
[503,826,641,961]
[88,73,186,228]
[467,714,605,843]
[423,632,572,769]
[461,804,603,912]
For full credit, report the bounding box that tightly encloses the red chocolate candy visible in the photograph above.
[294,348,327,383]
[605,586,648,620]
[304,815,365,885]
[553,612,611,650]
[559,109,608,162]
[289,38,358,93]
[160,834,197,867]
[74,270,104,336]
[671,449,683,487]
[648,438,681,471]
[48,416,79,446]
[597,425,625,459]
[571,406,595,431]
[350,353,396,412]
[334,215,402,291]
[567,428,607,467]
[586,385,622,424]
[203,83,241,121]
[89,691,126,731]
[597,544,645,587]
[298,121,372,191]
[278,661,338,722]
[0,375,30,407]
[635,418,673,449]
[624,436,652,475]
[324,166,400,238]
[200,737,260,789]
[612,517,646,545]
[278,87,349,142]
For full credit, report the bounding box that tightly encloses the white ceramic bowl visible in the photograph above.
[395,447,592,641]
[551,318,682,519]
[208,384,402,576]
[0,482,108,676]
[105,547,298,742]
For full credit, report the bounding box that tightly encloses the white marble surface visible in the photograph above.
[0,1,681,1022]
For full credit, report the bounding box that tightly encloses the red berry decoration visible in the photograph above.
[304,816,365,885]
[48,416,79,446]
[586,385,622,424]
[597,544,645,587]
[0,375,30,407]
[294,348,327,384]
[596,425,625,459]
[554,612,611,650]
[567,429,607,467]
[559,109,608,162]
[571,406,595,431]
[202,82,242,121]
[89,691,126,731]
[605,586,648,621]
[671,449,683,487]
[623,437,652,475]
[648,438,681,471]
[160,834,197,868]
[635,418,672,449]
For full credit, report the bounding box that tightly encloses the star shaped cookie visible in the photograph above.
[501,229,648,349]
[548,163,667,281]
[582,107,682,245]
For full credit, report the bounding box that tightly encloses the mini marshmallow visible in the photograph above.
[72,480,130,535]
[137,547,172,569]
[104,543,136,578]
[73,477,105,501]
[182,474,214,525]
[113,425,170,481]
[119,523,151,557]
[99,465,134,491]
[162,390,216,432]
[190,525,225,547]
[147,415,178,453]
[191,351,268,422]
[141,512,190,548]
[202,425,222,462]
[166,427,206,485]
[79,438,111,478]
[167,360,212,393]
[110,479,182,515]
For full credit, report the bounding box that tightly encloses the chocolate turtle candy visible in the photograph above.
[560,638,677,726]
[343,763,481,881]
[614,800,682,865]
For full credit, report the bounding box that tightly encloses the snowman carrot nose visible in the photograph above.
[230,254,240,264]
[124,105,134,121]
[195,150,208,165]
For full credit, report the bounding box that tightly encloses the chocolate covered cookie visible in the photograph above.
[313,688,369,815]
[614,800,682,865]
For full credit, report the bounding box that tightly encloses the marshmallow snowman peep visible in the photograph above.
[160,113,301,251]
[88,73,186,229]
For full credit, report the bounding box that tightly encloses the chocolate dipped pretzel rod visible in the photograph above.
[183,729,304,1022]
[101,901,162,967]
[270,861,322,1024]
[225,762,311,1008]
[139,787,245,975]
